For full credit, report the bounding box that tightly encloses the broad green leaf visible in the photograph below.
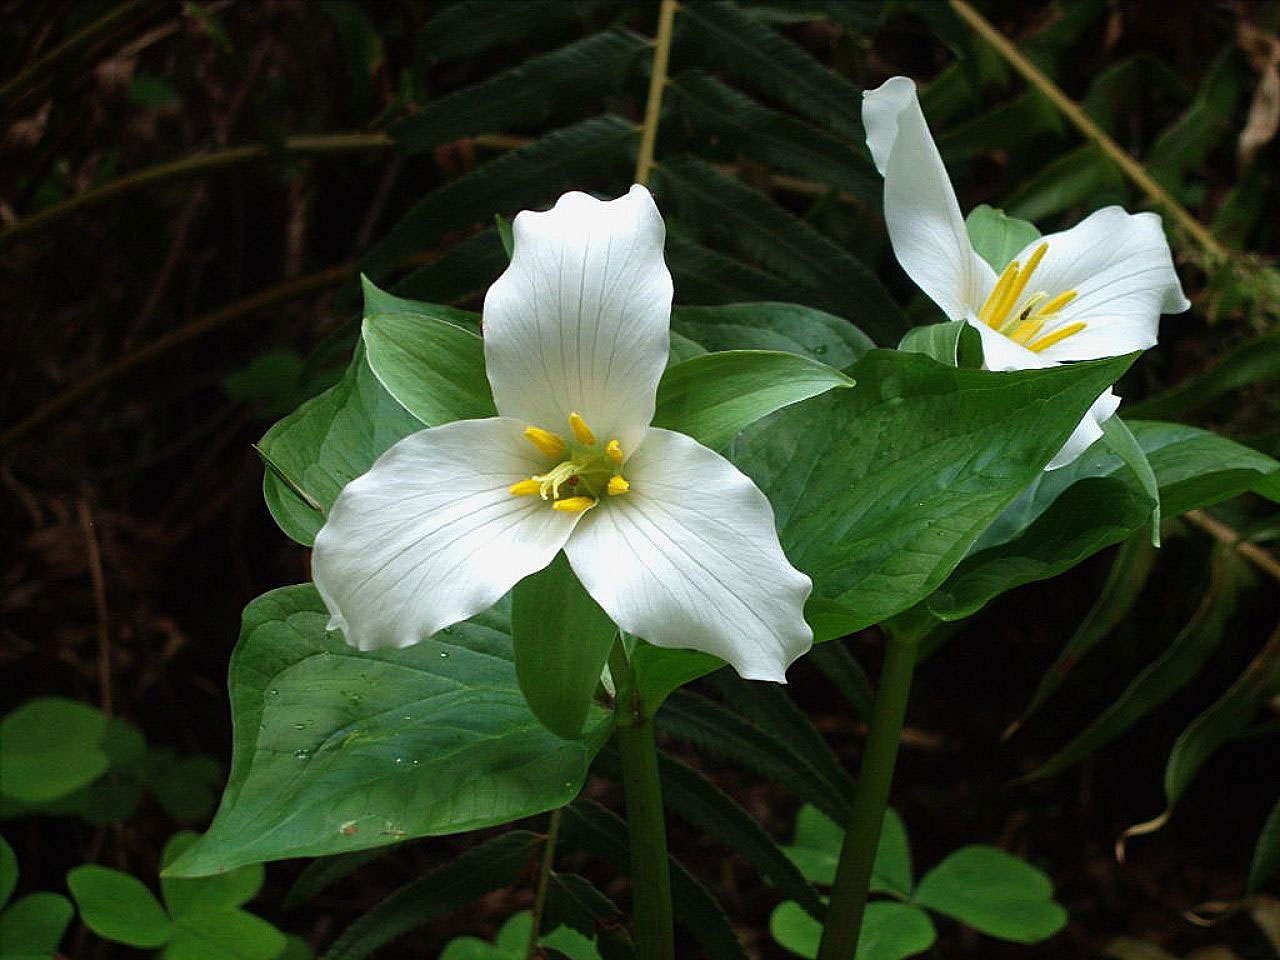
[1127,328,1280,421]
[0,893,73,959]
[1248,798,1280,894]
[161,833,263,917]
[389,31,645,154]
[964,205,1041,272]
[913,845,1067,943]
[360,280,495,426]
[1008,534,1158,734]
[665,234,803,307]
[1005,144,1128,223]
[363,115,638,279]
[653,350,853,450]
[667,330,706,364]
[146,754,222,822]
[666,72,880,202]
[1025,546,1247,781]
[0,836,13,909]
[655,158,904,344]
[512,553,616,740]
[808,641,874,721]
[897,320,984,369]
[781,805,912,898]
[258,342,422,546]
[167,587,608,875]
[163,909,286,960]
[561,801,748,960]
[66,865,172,948]
[416,0,614,65]
[594,745,824,918]
[1162,626,1280,811]
[1102,415,1161,545]
[0,698,109,804]
[325,832,541,960]
[628,642,724,717]
[769,899,935,960]
[735,350,1136,633]
[938,91,1062,162]
[671,302,874,369]
[657,690,849,825]
[679,0,865,140]
[392,228,509,304]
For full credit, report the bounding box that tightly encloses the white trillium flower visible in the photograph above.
[862,76,1191,469]
[312,185,813,682]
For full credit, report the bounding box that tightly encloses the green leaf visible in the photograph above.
[512,553,616,740]
[360,278,495,425]
[363,115,638,279]
[913,846,1067,943]
[679,0,865,140]
[1005,144,1127,223]
[628,643,725,717]
[162,909,286,960]
[964,205,1041,272]
[162,833,263,916]
[665,234,802,307]
[1024,546,1247,781]
[735,350,1136,633]
[655,158,904,344]
[389,31,646,154]
[897,320,984,369]
[657,690,849,825]
[495,215,514,260]
[0,893,73,959]
[146,754,223,822]
[325,832,541,960]
[1102,415,1161,545]
[166,586,608,875]
[1008,534,1158,734]
[769,899,935,960]
[545,873,632,959]
[282,849,384,911]
[392,228,510,304]
[0,837,14,909]
[671,302,874,369]
[666,72,880,202]
[416,0,613,65]
[938,91,1062,163]
[1248,798,1280,894]
[66,865,172,948]
[1126,328,1280,421]
[781,805,912,898]
[808,641,874,721]
[258,342,422,546]
[0,698,109,803]
[561,801,748,960]
[128,74,179,109]
[653,350,852,450]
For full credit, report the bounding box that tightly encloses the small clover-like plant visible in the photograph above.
[439,910,601,960]
[769,805,1067,960]
[0,834,74,960]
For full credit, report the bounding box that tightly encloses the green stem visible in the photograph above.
[526,807,563,959]
[948,0,1229,263]
[0,132,392,248]
[816,634,918,960]
[610,640,674,960]
[634,0,678,186]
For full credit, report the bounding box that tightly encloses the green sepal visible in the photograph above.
[897,320,984,369]
[964,204,1041,272]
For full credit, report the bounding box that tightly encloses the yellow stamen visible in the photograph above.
[568,411,596,446]
[607,475,629,495]
[1004,242,1047,311]
[606,439,623,465]
[524,426,567,459]
[978,259,1019,327]
[1027,321,1088,353]
[1007,315,1045,345]
[552,496,597,513]
[1037,290,1077,315]
[508,478,541,496]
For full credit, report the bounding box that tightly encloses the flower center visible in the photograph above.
[976,242,1086,353]
[508,412,629,513]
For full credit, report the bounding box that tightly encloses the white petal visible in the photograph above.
[312,418,579,650]
[1006,207,1190,362]
[863,77,996,321]
[1046,388,1121,470]
[966,315,1051,372]
[482,185,673,454]
[563,428,812,682]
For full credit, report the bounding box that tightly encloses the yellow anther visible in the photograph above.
[978,259,1019,327]
[607,475,630,495]
[1005,242,1048,310]
[524,426,567,459]
[552,496,597,513]
[508,478,541,496]
[1027,321,1088,354]
[1037,290,1077,315]
[606,439,623,465]
[1008,316,1045,345]
[568,412,596,446]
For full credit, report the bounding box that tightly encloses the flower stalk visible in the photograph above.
[816,633,918,960]
[635,0,678,186]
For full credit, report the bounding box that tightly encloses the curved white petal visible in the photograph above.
[863,77,996,321]
[966,315,1050,372]
[563,428,812,682]
[1046,388,1121,470]
[312,418,579,650]
[482,185,673,454]
[1007,207,1190,362]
